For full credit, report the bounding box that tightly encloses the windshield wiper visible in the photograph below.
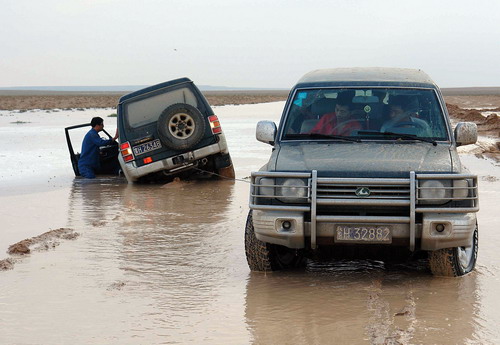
[284,133,361,142]
[358,130,437,146]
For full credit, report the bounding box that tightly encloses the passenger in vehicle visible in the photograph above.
[310,91,362,136]
[78,117,119,179]
[381,95,432,136]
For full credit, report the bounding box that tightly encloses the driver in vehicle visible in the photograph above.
[380,95,432,136]
[78,117,119,179]
[310,91,362,136]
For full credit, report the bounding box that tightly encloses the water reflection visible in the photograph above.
[67,178,247,343]
[115,179,237,282]
[68,178,236,278]
[245,262,480,345]
[66,178,483,345]
[68,177,127,227]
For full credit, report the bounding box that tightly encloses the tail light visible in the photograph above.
[120,142,134,162]
[208,115,222,134]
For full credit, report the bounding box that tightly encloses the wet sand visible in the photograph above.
[0,101,499,344]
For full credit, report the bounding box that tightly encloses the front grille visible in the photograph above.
[316,183,410,200]
[315,206,411,217]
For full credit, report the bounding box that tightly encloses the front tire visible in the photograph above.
[428,224,478,277]
[244,211,303,271]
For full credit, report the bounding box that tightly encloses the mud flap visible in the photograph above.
[217,165,235,179]
[215,153,235,179]
[214,153,232,169]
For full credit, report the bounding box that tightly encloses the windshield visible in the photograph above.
[281,88,449,141]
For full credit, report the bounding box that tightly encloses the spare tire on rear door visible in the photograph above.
[157,103,206,150]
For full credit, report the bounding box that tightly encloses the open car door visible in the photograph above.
[65,124,120,176]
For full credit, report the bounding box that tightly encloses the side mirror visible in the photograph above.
[256,121,277,145]
[454,122,477,146]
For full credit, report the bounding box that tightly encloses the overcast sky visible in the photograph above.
[2,0,499,88]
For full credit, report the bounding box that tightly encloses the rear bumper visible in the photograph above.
[119,135,229,182]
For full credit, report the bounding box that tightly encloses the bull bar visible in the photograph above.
[249,170,479,250]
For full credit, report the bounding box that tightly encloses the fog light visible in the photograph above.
[435,224,445,232]
[282,221,292,230]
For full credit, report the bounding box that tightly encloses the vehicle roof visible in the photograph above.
[295,68,438,89]
[118,77,193,104]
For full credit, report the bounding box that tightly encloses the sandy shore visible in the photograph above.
[2,88,500,110]
[0,90,290,110]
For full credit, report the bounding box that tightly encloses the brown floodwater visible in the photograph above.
[0,103,499,345]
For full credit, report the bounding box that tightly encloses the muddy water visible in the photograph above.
[1,103,500,345]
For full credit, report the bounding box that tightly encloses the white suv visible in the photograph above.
[245,68,479,277]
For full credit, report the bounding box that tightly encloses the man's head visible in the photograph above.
[91,117,104,131]
[388,95,416,120]
[335,91,354,121]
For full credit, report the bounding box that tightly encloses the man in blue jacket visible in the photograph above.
[78,117,119,179]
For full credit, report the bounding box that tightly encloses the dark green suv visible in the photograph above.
[117,78,234,183]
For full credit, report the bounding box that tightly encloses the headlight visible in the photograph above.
[277,178,308,203]
[453,179,469,199]
[418,179,471,204]
[418,179,452,204]
[257,177,275,196]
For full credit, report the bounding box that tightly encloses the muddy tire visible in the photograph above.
[157,103,206,150]
[428,224,478,277]
[245,211,304,271]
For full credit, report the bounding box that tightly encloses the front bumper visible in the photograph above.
[250,171,479,251]
[119,134,229,182]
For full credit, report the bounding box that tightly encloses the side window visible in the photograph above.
[283,91,315,134]
[125,87,198,128]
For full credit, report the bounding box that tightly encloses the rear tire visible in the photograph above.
[157,103,206,150]
[428,224,478,277]
[245,211,303,271]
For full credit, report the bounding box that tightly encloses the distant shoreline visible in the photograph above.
[1,88,500,111]
[1,86,500,96]
[0,90,290,110]
[441,87,500,96]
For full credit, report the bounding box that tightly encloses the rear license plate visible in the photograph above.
[335,225,392,244]
[133,139,162,156]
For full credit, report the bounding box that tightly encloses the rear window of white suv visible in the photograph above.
[125,87,198,128]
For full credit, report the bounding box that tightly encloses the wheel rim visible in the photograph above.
[458,245,474,270]
[168,113,195,139]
